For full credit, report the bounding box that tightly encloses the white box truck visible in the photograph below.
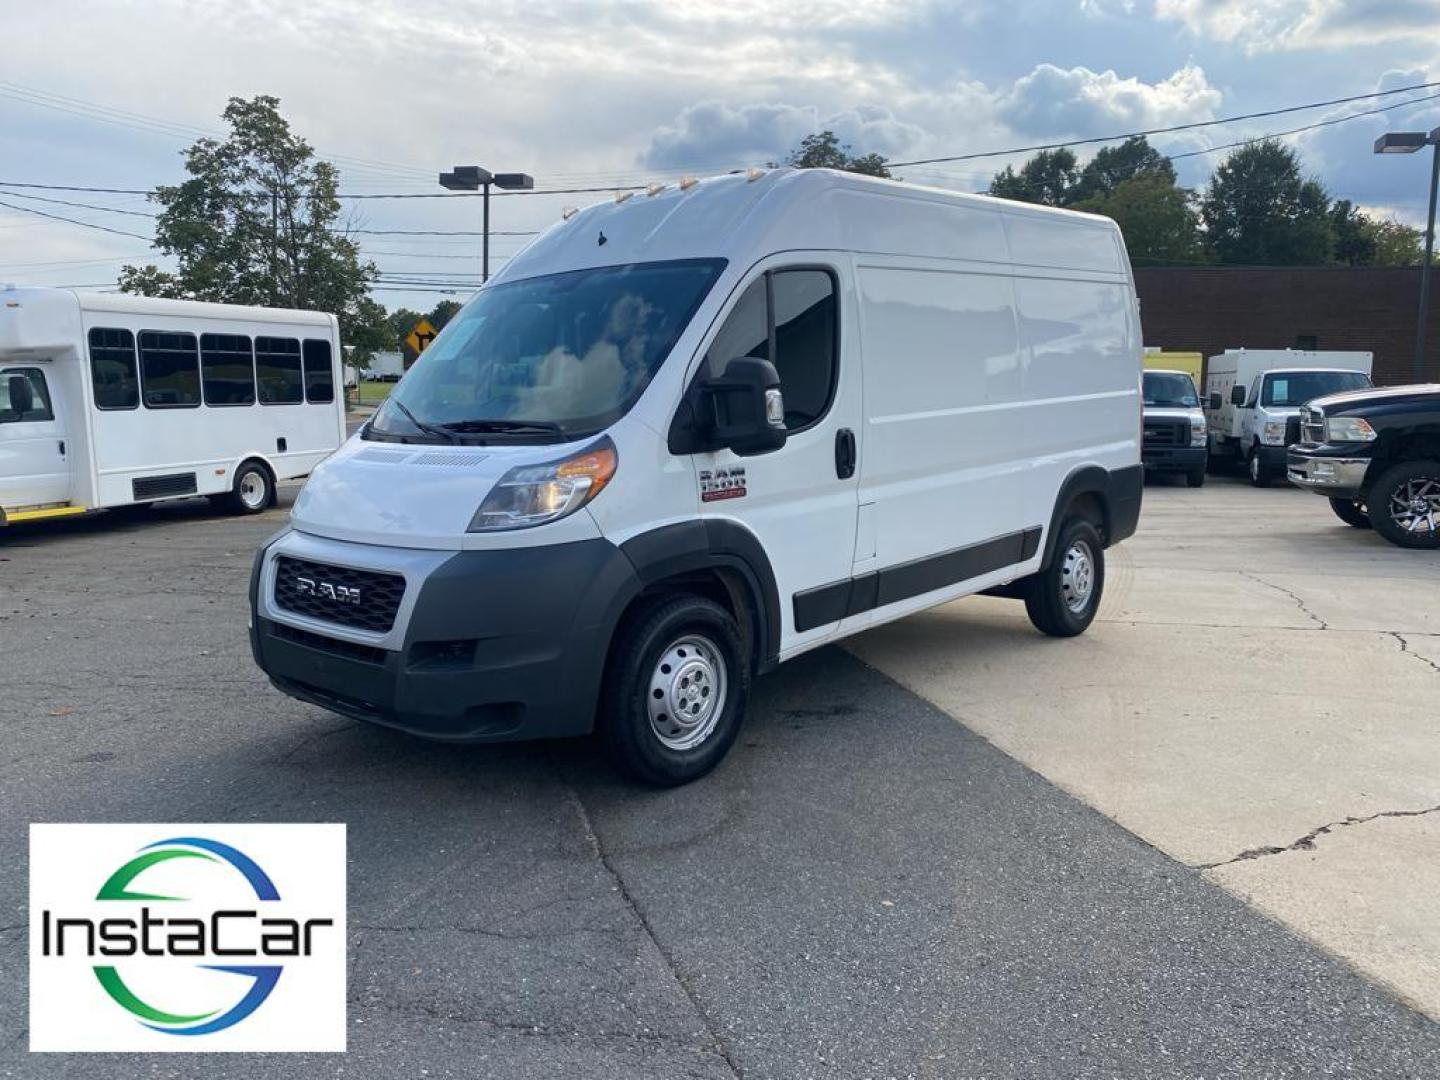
[0,287,345,525]
[248,167,1144,785]
[1203,349,1373,486]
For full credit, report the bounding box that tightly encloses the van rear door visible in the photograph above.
[694,261,860,654]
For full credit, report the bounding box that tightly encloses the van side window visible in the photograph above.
[706,270,838,432]
[138,331,202,408]
[770,270,837,431]
[303,340,334,404]
[256,337,303,404]
[0,367,54,423]
[88,327,139,410]
[705,278,768,372]
[200,333,256,406]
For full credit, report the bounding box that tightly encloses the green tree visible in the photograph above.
[1330,200,1425,265]
[785,131,892,178]
[119,95,388,360]
[1200,139,1334,265]
[1073,137,1175,202]
[427,299,463,330]
[1371,217,1426,265]
[988,148,1080,207]
[386,306,425,349]
[1076,174,1206,264]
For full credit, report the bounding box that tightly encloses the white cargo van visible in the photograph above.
[249,168,1143,785]
[1203,348,1372,486]
[0,287,345,525]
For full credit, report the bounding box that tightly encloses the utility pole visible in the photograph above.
[1375,126,1440,382]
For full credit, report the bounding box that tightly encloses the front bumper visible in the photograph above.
[1286,449,1371,498]
[1142,445,1206,473]
[250,530,640,742]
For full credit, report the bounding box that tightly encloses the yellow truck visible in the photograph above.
[1142,349,1203,386]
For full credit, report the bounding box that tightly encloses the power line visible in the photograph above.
[0,199,151,240]
[0,190,157,218]
[888,79,1440,168]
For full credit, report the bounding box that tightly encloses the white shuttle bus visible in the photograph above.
[0,287,344,525]
[249,168,1143,785]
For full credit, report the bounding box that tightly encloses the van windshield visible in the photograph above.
[1262,370,1370,407]
[1142,371,1198,408]
[369,258,726,443]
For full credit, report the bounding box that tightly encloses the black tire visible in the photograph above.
[599,594,751,786]
[226,460,273,515]
[1023,518,1105,637]
[1186,465,1206,488]
[1368,460,1440,550]
[1328,497,1370,529]
[1247,445,1271,487]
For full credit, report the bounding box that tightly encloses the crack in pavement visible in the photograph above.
[1391,632,1440,677]
[1197,803,1440,870]
[1241,571,1329,630]
[551,756,744,1079]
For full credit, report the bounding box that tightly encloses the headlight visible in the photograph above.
[468,438,617,532]
[1190,416,1207,447]
[1262,420,1287,445]
[1324,416,1377,442]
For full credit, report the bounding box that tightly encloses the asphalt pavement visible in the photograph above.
[2,491,1439,1078]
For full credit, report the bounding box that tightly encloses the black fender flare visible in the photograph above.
[1040,463,1143,570]
[618,519,781,672]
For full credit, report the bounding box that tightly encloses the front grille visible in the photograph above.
[132,472,197,500]
[1301,407,1325,444]
[1143,419,1188,447]
[1284,417,1302,447]
[268,619,389,665]
[273,556,405,633]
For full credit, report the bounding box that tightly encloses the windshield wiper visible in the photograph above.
[438,419,568,436]
[385,398,460,443]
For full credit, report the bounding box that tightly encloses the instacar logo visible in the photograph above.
[29,824,346,1053]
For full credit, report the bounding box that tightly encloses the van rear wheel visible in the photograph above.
[1023,518,1105,637]
[599,594,750,786]
[225,461,273,515]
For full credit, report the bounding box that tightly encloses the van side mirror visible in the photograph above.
[1230,386,1246,406]
[704,357,787,457]
[5,373,33,416]
[1208,391,1222,411]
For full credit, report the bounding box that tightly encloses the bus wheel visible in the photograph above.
[227,461,274,515]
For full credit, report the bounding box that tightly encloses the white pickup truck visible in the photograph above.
[1203,349,1373,486]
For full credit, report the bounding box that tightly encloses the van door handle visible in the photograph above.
[835,428,856,479]
[58,440,65,456]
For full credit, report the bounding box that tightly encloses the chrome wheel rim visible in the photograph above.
[1060,539,1096,614]
[1388,476,1440,535]
[647,634,727,751]
[239,471,268,510]
[1249,454,1261,481]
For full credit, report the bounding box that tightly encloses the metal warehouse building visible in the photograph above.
[1134,266,1440,387]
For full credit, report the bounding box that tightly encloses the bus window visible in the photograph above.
[200,333,257,406]
[256,337,303,404]
[138,331,202,408]
[303,339,334,404]
[88,327,139,410]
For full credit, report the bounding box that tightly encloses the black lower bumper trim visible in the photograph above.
[1142,446,1206,472]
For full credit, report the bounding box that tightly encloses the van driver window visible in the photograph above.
[706,269,838,432]
[0,367,54,423]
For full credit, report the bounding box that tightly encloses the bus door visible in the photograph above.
[0,365,70,509]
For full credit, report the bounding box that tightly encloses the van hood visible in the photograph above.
[289,435,589,549]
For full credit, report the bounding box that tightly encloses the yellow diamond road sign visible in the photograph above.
[403,318,437,367]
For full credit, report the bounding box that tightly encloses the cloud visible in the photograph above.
[641,101,926,171]
[1157,0,1440,52]
[997,63,1222,137]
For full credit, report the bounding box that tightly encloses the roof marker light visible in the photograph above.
[678,176,699,191]
[561,206,579,220]
[646,183,666,197]
[615,190,634,204]
[746,167,766,182]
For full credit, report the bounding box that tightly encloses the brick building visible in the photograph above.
[1133,266,1440,387]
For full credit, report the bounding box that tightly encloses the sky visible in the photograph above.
[2,0,1439,313]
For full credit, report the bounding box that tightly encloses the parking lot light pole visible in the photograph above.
[1375,127,1440,383]
[438,166,534,284]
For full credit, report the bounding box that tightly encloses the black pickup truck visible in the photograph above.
[1287,383,1440,549]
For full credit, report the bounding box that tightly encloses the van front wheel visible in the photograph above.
[1023,518,1105,637]
[225,461,273,515]
[599,594,750,786]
